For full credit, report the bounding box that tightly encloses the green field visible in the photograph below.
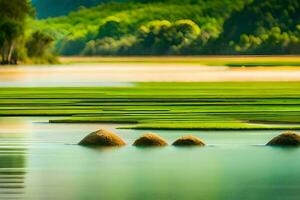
[2,82,300,130]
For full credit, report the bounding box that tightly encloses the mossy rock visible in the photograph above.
[79,129,126,146]
[133,133,168,147]
[267,132,300,146]
[173,135,205,146]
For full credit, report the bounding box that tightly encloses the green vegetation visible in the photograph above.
[3,0,299,60]
[2,82,300,130]
[0,0,31,64]
[218,0,300,54]
[0,0,57,65]
[60,56,300,67]
[32,0,248,55]
[25,31,57,64]
[31,0,300,56]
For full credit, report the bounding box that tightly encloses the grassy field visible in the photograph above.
[60,56,300,67]
[1,82,300,130]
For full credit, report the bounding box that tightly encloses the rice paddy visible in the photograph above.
[1,82,300,130]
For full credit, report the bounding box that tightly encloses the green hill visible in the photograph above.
[32,0,248,55]
[30,0,300,55]
[32,0,126,18]
[218,0,300,54]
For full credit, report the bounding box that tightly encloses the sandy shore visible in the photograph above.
[1,63,300,86]
[60,55,300,64]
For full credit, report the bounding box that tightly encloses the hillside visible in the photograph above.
[218,0,300,54]
[32,0,248,55]
[32,0,126,18]
[30,0,300,55]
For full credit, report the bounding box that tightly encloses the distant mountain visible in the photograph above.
[32,0,128,18]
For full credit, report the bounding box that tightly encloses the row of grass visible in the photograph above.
[1,82,300,130]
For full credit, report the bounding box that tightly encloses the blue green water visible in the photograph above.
[0,117,300,200]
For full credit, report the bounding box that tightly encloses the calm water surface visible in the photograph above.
[2,64,300,87]
[0,117,299,200]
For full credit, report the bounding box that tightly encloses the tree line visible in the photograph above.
[1,0,299,64]
[0,0,56,65]
[50,0,300,56]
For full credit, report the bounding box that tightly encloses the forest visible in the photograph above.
[1,0,299,64]
[0,0,57,64]
[31,0,300,56]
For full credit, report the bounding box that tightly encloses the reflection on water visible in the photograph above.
[0,117,300,199]
[0,130,27,199]
[2,64,300,86]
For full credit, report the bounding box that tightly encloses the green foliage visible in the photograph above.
[25,31,57,63]
[3,82,300,130]
[219,0,300,54]
[26,31,54,57]
[31,0,300,55]
[33,0,246,55]
[0,20,23,44]
[0,0,30,64]
[97,18,125,39]
[134,19,201,54]
[82,36,136,55]
[0,0,32,20]
[59,36,88,55]
[0,0,56,64]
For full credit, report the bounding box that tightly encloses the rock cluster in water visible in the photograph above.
[78,129,126,146]
[267,132,300,146]
[173,135,205,146]
[133,133,168,147]
[78,129,300,148]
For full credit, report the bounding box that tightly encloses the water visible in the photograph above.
[0,117,299,200]
[1,64,300,87]
[1,63,300,199]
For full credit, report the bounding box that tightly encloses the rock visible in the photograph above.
[267,132,300,146]
[173,135,205,146]
[78,129,126,146]
[133,133,168,147]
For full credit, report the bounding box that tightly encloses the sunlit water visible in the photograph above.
[0,117,299,200]
[1,64,300,87]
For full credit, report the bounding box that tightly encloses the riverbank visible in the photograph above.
[59,55,300,66]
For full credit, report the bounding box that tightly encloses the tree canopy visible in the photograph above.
[0,0,56,64]
[0,0,31,64]
[218,0,300,54]
[30,0,300,55]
